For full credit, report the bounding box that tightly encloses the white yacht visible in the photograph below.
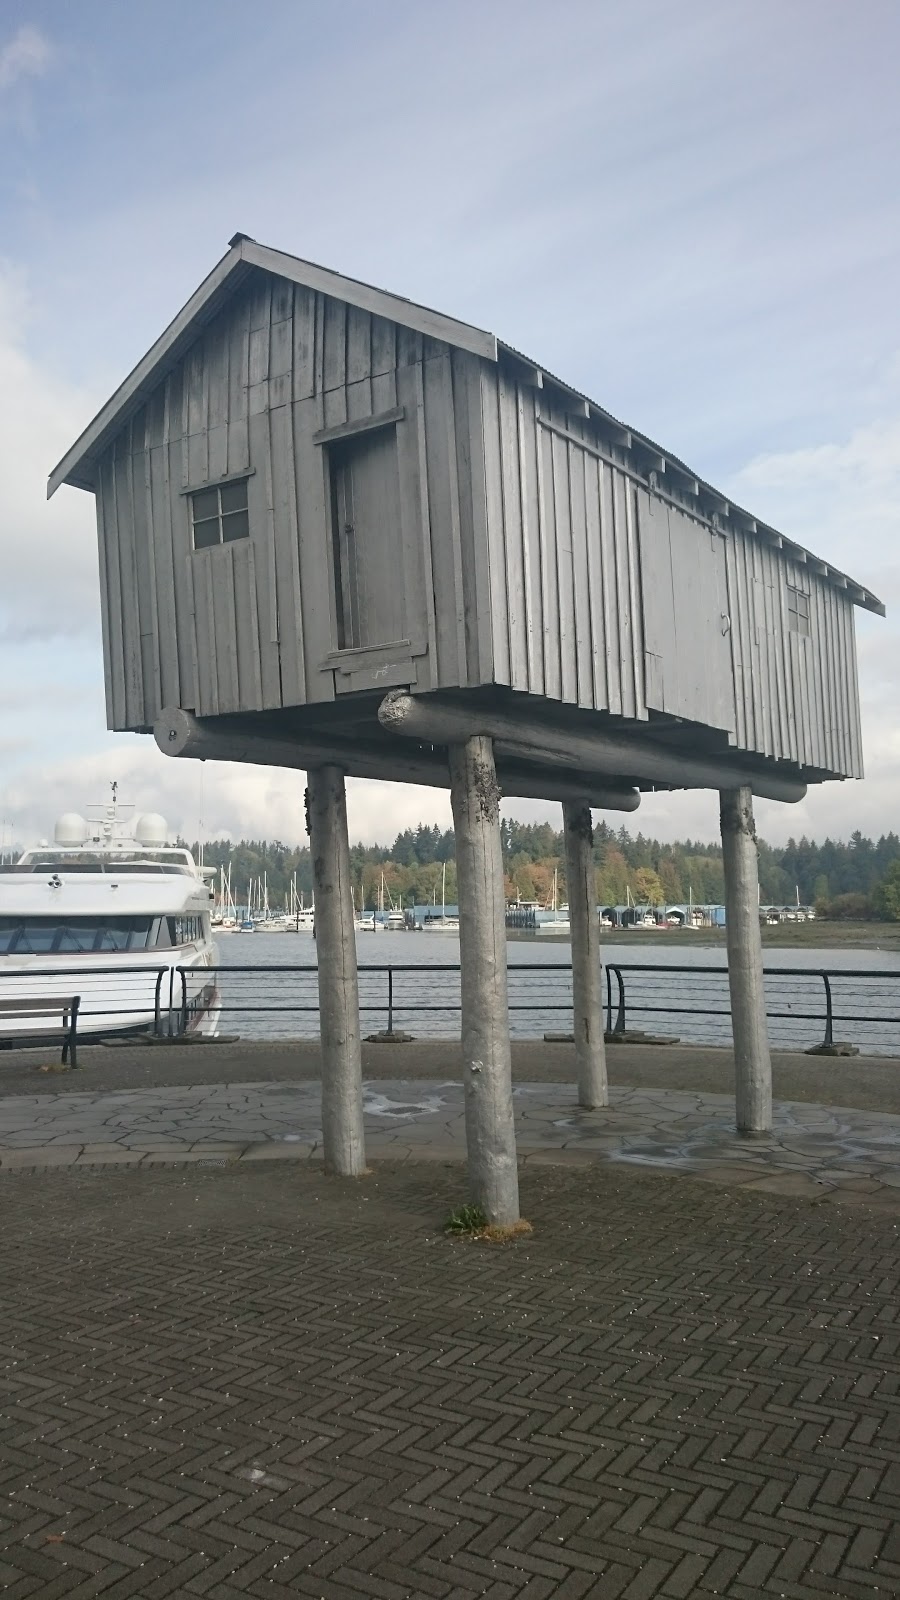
[0,792,219,1048]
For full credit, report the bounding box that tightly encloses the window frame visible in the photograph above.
[785,584,811,636]
[189,475,251,551]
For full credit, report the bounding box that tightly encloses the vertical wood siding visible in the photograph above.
[478,365,863,776]
[92,269,864,779]
[724,529,863,776]
[480,376,647,720]
[94,268,489,729]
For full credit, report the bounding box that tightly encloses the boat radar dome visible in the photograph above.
[134,813,168,846]
[54,813,89,846]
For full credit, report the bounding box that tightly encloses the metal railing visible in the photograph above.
[601,963,900,1054]
[1,960,898,1057]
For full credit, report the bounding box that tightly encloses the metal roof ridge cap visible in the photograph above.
[240,239,498,363]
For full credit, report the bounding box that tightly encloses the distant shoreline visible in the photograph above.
[508,920,900,951]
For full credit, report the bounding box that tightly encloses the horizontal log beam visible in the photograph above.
[152,709,641,812]
[377,692,807,805]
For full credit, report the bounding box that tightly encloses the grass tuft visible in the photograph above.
[444,1203,488,1235]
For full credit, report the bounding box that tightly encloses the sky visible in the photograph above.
[0,0,898,854]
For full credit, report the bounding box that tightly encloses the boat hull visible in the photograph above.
[0,954,219,1046]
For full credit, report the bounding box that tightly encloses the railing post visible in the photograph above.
[822,973,834,1047]
[64,996,80,1069]
[180,968,188,1037]
[605,965,612,1034]
[612,967,626,1034]
[387,966,394,1035]
[154,970,164,1037]
[562,801,608,1108]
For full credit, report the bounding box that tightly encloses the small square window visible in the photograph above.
[192,487,219,522]
[786,584,810,635]
[193,518,220,550]
[219,480,247,515]
[222,508,250,542]
[191,478,249,549]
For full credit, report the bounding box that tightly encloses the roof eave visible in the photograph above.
[47,243,252,499]
[47,237,498,499]
[498,345,885,617]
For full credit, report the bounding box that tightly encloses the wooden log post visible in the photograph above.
[449,735,520,1225]
[720,786,772,1134]
[562,802,609,1108]
[306,765,366,1175]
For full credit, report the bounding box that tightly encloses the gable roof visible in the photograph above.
[47,234,884,617]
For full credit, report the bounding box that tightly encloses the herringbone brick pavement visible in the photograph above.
[2,1160,899,1598]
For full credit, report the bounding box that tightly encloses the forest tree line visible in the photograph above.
[187,820,900,921]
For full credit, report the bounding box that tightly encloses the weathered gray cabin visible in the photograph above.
[49,235,882,1223]
[49,234,880,796]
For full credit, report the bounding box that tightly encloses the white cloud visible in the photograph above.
[0,735,455,851]
[724,401,898,837]
[0,266,100,640]
[0,25,50,92]
[728,411,900,582]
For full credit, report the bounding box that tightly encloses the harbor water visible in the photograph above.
[214,932,900,1057]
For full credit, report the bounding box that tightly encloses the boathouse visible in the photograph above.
[49,235,882,1224]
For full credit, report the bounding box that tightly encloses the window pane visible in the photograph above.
[20,922,58,953]
[192,487,219,522]
[96,926,129,951]
[57,925,94,953]
[222,508,249,541]
[193,518,220,550]
[220,479,248,514]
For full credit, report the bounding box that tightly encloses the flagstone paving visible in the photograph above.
[1,1075,900,1209]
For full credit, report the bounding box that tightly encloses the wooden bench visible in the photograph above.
[0,996,81,1068]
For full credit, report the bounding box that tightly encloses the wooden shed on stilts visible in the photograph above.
[49,234,882,1224]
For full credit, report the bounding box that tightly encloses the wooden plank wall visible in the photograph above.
[91,266,864,781]
[725,530,863,777]
[480,373,647,719]
[482,363,863,778]
[94,268,482,729]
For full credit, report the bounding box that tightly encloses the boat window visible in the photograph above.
[167,915,204,945]
[0,916,155,953]
[5,857,195,875]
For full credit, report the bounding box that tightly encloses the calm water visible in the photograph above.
[213,931,900,1057]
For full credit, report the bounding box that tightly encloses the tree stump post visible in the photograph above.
[449,735,520,1225]
[306,764,366,1175]
[720,785,772,1134]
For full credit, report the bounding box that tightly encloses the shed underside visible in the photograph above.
[154,689,844,795]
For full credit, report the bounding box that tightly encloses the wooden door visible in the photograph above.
[639,495,736,733]
[330,426,406,650]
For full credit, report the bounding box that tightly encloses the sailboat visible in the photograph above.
[422,862,459,932]
[537,867,570,933]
